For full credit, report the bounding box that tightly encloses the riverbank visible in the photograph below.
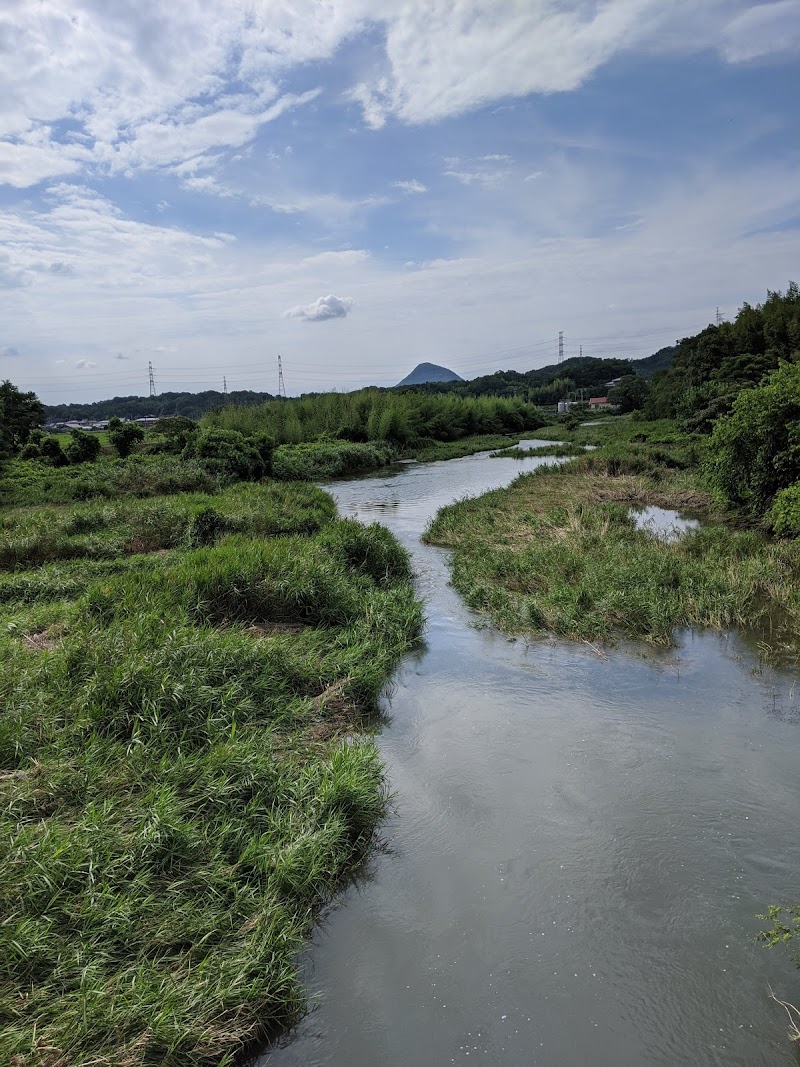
[425,418,800,654]
[0,483,423,1065]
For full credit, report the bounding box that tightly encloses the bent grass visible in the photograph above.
[425,460,800,650]
[0,490,423,1065]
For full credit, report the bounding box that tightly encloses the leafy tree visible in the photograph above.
[190,429,263,480]
[65,428,101,465]
[0,380,44,452]
[608,374,649,413]
[108,419,145,458]
[704,361,800,517]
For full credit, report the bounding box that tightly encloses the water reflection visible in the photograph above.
[262,443,800,1067]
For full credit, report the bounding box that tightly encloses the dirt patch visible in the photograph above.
[20,626,64,653]
[306,680,358,742]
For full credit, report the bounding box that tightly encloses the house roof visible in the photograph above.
[589,397,609,404]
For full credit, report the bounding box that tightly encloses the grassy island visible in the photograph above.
[426,417,800,654]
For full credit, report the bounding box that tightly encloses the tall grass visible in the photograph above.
[0,488,423,1064]
[426,420,800,651]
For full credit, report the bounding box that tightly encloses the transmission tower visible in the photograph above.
[277,354,287,398]
[223,376,228,396]
[148,362,157,398]
[558,331,564,364]
[715,307,723,326]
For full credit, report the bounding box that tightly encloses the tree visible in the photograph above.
[704,361,800,517]
[0,380,44,452]
[607,374,649,413]
[65,428,101,465]
[108,419,144,458]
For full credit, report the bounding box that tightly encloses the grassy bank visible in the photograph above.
[412,434,524,462]
[0,484,423,1065]
[425,419,800,652]
[489,442,588,459]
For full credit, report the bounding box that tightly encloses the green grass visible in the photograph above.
[489,442,588,459]
[411,434,523,462]
[0,481,335,569]
[426,420,800,653]
[271,440,397,481]
[0,454,230,508]
[0,488,423,1065]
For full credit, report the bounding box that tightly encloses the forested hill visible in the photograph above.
[45,389,275,423]
[397,350,674,405]
[645,283,800,430]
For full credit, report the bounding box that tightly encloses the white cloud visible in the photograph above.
[75,359,97,369]
[393,179,428,194]
[284,294,354,321]
[722,1,800,61]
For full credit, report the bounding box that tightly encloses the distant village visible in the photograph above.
[44,416,162,433]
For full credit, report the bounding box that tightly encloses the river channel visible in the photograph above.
[264,442,800,1066]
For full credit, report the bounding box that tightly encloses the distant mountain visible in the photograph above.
[397,362,464,386]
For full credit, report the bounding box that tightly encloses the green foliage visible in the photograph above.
[108,419,145,458]
[0,380,44,453]
[646,282,800,426]
[607,374,648,413]
[64,428,102,465]
[206,389,545,450]
[0,483,422,1063]
[190,428,264,481]
[426,427,800,652]
[768,482,800,537]
[271,440,396,481]
[757,905,800,966]
[44,389,274,423]
[704,361,800,517]
[0,482,336,568]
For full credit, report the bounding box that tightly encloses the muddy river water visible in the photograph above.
[263,443,800,1066]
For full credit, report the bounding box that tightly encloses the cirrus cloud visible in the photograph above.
[284,294,354,322]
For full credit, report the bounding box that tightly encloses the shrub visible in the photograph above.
[191,428,263,481]
[65,428,101,465]
[768,482,800,537]
[108,419,145,458]
[704,361,800,516]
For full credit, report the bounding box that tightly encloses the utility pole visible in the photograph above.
[277,354,286,398]
[558,331,564,365]
[148,362,156,398]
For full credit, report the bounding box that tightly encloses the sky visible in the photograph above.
[1,1,799,404]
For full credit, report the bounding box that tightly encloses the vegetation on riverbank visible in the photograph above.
[490,442,588,459]
[425,418,800,653]
[0,484,423,1065]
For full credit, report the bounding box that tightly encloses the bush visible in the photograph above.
[768,482,800,537]
[108,419,145,458]
[704,361,800,517]
[190,428,264,481]
[65,428,101,465]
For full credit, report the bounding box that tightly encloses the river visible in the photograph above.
[263,442,800,1066]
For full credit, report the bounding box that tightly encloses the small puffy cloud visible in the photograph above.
[284,294,354,322]
[0,345,20,358]
[75,359,96,369]
[722,1,800,62]
[393,179,427,194]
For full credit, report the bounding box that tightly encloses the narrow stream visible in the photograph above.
[264,442,800,1066]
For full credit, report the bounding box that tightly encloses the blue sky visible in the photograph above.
[1,1,799,403]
